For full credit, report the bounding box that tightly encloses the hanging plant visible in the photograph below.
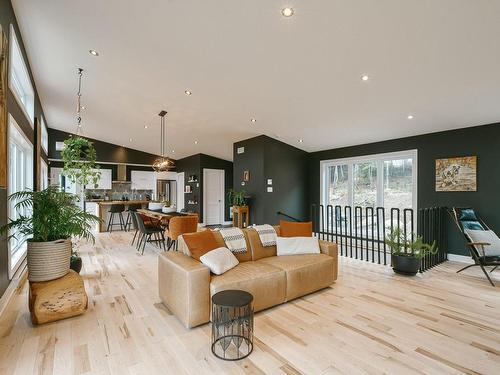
[61,136,101,188]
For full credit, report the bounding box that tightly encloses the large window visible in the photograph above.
[321,150,417,212]
[40,158,48,190]
[9,25,34,126]
[8,114,33,276]
[40,116,48,154]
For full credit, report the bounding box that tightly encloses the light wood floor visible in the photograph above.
[1,232,499,375]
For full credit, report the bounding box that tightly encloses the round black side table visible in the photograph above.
[211,290,254,361]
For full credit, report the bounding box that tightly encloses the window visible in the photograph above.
[8,114,33,277]
[9,25,34,126]
[321,150,417,218]
[40,116,48,154]
[40,158,48,190]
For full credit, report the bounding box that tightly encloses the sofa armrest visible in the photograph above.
[319,240,338,280]
[158,252,210,328]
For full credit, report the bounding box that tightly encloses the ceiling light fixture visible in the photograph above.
[89,49,99,56]
[171,150,175,153]
[144,125,148,129]
[298,139,303,143]
[194,140,198,144]
[152,111,175,172]
[129,138,133,142]
[184,90,192,96]
[361,75,369,81]
[250,118,257,123]
[281,7,294,17]
[407,115,414,120]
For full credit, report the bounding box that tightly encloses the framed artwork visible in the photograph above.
[435,156,477,192]
[243,170,250,182]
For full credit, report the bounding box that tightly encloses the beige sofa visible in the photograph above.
[158,226,338,328]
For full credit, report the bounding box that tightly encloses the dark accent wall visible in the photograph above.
[233,135,309,225]
[48,128,160,165]
[308,122,500,256]
[1,0,47,298]
[175,153,233,222]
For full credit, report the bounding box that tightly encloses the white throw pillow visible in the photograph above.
[199,247,239,275]
[276,236,320,256]
[464,229,500,256]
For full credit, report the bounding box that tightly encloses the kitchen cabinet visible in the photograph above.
[49,167,63,186]
[94,169,112,189]
[131,170,155,190]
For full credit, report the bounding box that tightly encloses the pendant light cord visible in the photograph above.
[75,68,84,135]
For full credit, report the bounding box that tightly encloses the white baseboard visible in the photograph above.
[447,253,473,264]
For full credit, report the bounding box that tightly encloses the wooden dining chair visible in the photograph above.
[166,215,199,251]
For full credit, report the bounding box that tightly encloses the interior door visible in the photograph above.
[176,172,185,211]
[203,169,224,225]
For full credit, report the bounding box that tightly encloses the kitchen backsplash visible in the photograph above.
[86,182,153,201]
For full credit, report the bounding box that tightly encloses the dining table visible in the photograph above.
[137,208,197,227]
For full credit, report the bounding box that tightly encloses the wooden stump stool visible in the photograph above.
[29,270,88,325]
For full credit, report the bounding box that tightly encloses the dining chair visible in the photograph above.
[166,215,199,251]
[125,203,143,231]
[134,212,166,254]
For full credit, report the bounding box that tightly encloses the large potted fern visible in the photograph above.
[0,186,100,282]
[385,228,438,275]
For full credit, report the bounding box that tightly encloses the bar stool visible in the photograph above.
[106,204,126,232]
[125,203,142,231]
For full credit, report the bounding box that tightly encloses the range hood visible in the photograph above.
[112,164,131,183]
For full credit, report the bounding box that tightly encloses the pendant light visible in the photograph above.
[75,68,84,135]
[152,110,175,171]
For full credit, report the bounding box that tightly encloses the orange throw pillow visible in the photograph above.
[279,220,313,237]
[183,230,220,260]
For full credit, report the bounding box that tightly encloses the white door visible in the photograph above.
[203,169,224,225]
[177,172,185,211]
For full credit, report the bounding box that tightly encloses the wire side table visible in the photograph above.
[211,290,254,361]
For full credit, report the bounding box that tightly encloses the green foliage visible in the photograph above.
[227,189,246,206]
[385,227,438,259]
[61,136,101,188]
[0,186,101,243]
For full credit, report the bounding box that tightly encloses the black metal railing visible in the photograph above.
[277,211,301,222]
[310,205,447,272]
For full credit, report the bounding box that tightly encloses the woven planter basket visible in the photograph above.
[27,239,72,282]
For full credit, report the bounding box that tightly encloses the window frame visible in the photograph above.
[40,116,48,154]
[7,114,34,278]
[40,158,49,190]
[320,149,418,213]
[8,24,35,127]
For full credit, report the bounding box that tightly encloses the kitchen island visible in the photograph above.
[95,200,150,232]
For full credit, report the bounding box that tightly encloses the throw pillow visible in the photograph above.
[276,236,320,256]
[280,220,313,237]
[464,229,500,257]
[200,247,239,275]
[183,230,220,260]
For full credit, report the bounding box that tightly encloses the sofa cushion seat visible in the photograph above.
[258,254,334,301]
[210,261,286,312]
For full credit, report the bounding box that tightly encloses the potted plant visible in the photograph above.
[0,186,100,282]
[385,227,438,275]
[227,189,247,208]
[161,200,176,213]
[61,136,101,188]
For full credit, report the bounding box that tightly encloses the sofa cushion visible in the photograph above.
[246,226,281,260]
[259,254,334,301]
[210,261,286,312]
[200,247,239,275]
[276,236,320,256]
[280,220,313,237]
[212,230,253,262]
[183,230,220,260]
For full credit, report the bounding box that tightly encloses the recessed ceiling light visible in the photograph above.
[129,138,133,142]
[194,140,198,145]
[144,125,148,129]
[184,90,192,96]
[81,105,86,110]
[361,75,369,81]
[250,118,257,123]
[407,115,414,120]
[89,49,99,56]
[281,7,294,17]
[298,139,303,143]
[171,150,175,153]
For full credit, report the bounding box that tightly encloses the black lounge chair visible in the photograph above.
[450,207,500,286]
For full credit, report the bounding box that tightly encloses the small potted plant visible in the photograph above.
[227,189,247,208]
[161,200,176,213]
[385,227,437,275]
[0,186,100,282]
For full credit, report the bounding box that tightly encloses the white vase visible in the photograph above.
[27,239,72,282]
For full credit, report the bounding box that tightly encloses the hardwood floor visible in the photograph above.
[1,232,499,375]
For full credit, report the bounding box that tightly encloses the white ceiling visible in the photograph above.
[12,0,500,161]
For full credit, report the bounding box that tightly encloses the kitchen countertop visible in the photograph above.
[96,200,150,206]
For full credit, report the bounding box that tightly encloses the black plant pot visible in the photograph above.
[70,256,83,274]
[391,254,421,276]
